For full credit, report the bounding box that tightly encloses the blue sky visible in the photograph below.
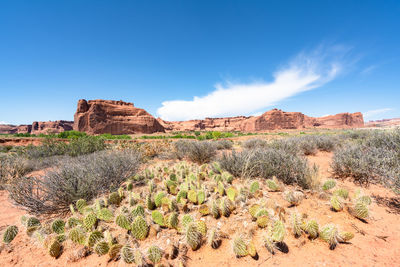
[0,0,399,124]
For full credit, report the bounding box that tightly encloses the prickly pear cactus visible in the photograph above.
[115,214,131,230]
[266,179,280,191]
[199,204,210,216]
[263,233,275,255]
[339,231,354,242]
[250,181,260,194]
[154,192,166,207]
[226,187,238,202]
[322,179,336,191]
[147,245,163,264]
[188,189,198,204]
[232,236,248,257]
[330,195,344,212]
[66,217,81,228]
[151,210,165,227]
[2,225,18,244]
[165,212,179,229]
[303,219,319,239]
[272,220,286,243]
[333,188,349,199]
[26,216,41,228]
[176,190,187,204]
[51,219,65,234]
[108,192,121,205]
[249,204,261,219]
[97,208,114,222]
[256,216,269,228]
[48,239,62,258]
[68,226,86,245]
[291,212,303,237]
[108,243,123,259]
[181,214,194,230]
[146,194,156,210]
[357,195,372,205]
[220,198,231,217]
[83,212,97,230]
[87,231,104,247]
[196,220,207,236]
[208,228,221,249]
[94,240,110,255]
[319,224,339,249]
[247,241,257,258]
[222,171,233,183]
[211,200,221,219]
[352,201,369,219]
[76,199,87,213]
[121,245,135,264]
[131,204,145,218]
[131,216,149,240]
[186,222,202,250]
[197,190,206,205]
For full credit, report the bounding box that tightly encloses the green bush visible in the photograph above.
[57,131,87,139]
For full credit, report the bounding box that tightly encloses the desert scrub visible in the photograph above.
[0,154,34,189]
[7,150,141,215]
[214,139,233,150]
[332,129,400,191]
[218,148,314,189]
[242,138,268,150]
[170,140,217,164]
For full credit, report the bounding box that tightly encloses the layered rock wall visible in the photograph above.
[73,99,165,134]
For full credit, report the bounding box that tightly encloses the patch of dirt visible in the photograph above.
[0,151,399,266]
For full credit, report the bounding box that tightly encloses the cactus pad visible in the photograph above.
[2,225,18,244]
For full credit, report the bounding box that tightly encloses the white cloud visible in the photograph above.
[0,121,10,125]
[157,45,349,121]
[363,108,393,120]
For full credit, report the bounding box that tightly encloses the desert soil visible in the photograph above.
[0,152,399,267]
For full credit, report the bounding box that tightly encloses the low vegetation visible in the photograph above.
[332,129,400,192]
[7,150,141,215]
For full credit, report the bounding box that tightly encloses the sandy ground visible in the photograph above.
[1,152,399,267]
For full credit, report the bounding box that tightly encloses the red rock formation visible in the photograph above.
[73,99,165,134]
[158,109,364,132]
[31,121,73,135]
[0,121,72,135]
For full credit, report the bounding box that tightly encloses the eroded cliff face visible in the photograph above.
[0,121,72,135]
[157,109,364,132]
[73,99,165,134]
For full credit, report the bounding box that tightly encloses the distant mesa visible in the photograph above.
[0,99,365,135]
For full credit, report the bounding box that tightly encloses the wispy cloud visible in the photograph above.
[157,45,351,121]
[0,121,10,125]
[360,65,378,75]
[364,108,394,120]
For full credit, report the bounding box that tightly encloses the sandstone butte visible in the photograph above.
[0,99,364,135]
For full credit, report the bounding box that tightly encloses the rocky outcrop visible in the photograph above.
[158,109,364,132]
[0,121,72,135]
[73,99,165,134]
[30,120,73,135]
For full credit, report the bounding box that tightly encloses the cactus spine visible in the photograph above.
[121,245,135,263]
[291,212,303,237]
[303,219,319,239]
[319,224,339,249]
[151,210,165,227]
[115,214,131,230]
[272,220,286,243]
